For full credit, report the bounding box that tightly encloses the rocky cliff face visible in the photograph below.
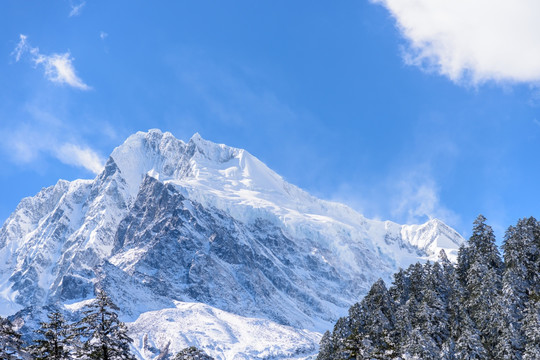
[0,130,464,359]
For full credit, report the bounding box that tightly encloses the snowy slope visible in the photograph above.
[0,129,464,359]
[128,301,321,360]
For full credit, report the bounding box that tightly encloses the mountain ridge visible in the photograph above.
[0,129,464,359]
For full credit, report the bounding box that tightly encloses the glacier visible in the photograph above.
[0,129,464,359]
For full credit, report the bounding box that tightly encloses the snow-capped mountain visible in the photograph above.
[0,130,464,359]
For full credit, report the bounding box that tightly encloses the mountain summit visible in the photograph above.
[0,130,463,359]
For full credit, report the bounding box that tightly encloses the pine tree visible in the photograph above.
[0,316,27,360]
[402,327,439,360]
[454,315,487,360]
[456,245,471,290]
[173,346,214,360]
[354,279,397,359]
[463,215,503,357]
[422,262,450,346]
[439,249,466,347]
[440,338,456,360]
[328,315,352,359]
[390,268,413,357]
[522,293,540,360]
[28,311,72,360]
[497,220,532,359]
[316,331,335,360]
[75,290,136,360]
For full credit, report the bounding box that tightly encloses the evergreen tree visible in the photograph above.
[463,215,503,357]
[454,315,487,360]
[522,293,540,360]
[75,290,136,360]
[352,279,397,359]
[402,327,439,360]
[316,331,335,360]
[421,262,450,346]
[439,249,467,347]
[440,338,456,360]
[456,245,471,290]
[328,315,352,359]
[468,215,503,271]
[28,311,72,360]
[389,268,409,307]
[0,316,27,360]
[497,220,530,359]
[173,346,214,360]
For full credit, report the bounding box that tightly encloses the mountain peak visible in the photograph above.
[401,217,463,260]
[189,131,203,143]
[106,130,463,260]
[0,129,464,359]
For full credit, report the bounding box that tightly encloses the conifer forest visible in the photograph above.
[318,215,540,359]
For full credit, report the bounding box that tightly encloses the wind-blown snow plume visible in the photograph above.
[55,143,104,174]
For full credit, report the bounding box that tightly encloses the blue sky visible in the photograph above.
[1,1,540,240]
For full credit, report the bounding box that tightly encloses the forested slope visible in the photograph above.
[318,215,540,359]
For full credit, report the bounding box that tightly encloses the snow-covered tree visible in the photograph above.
[316,331,335,360]
[75,290,136,360]
[0,316,27,360]
[353,279,397,358]
[173,346,214,360]
[463,215,503,357]
[28,311,72,360]
[454,315,487,360]
[497,220,530,359]
[522,294,540,360]
[402,327,439,360]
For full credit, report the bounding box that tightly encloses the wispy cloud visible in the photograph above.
[100,31,108,40]
[69,1,86,17]
[3,107,105,175]
[12,34,90,90]
[12,34,34,62]
[8,128,105,175]
[373,0,540,85]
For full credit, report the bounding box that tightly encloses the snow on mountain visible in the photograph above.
[128,301,321,360]
[401,218,463,260]
[0,129,464,359]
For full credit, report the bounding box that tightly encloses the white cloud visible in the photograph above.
[10,135,104,174]
[13,34,90,90]
[100,31,108,40]
[55,143,104,174]
[69,1,86,17]
[13,34,29,62]
[34,53,90,90]
[373,0,540,84]
[4,111,105,175]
